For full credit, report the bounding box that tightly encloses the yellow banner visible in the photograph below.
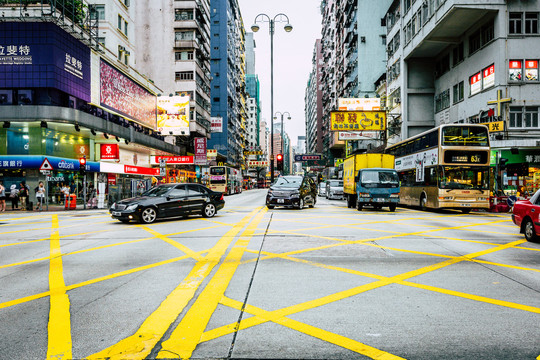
[331,111,386,131]
[481,121,504,133]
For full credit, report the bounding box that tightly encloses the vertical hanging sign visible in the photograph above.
[194,137,207,165]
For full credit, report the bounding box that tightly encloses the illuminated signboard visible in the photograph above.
[157,96,190,135]
[525,60,538,81]
[509,60,522,81]
[330,111,386,131]
[470,72,482,96]
[483,64,495,89]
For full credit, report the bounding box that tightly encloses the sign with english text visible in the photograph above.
[100,144,119,160]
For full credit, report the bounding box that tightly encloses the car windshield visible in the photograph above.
[141,185,173,197]
[273,176,302,188]
[329,181,342,187]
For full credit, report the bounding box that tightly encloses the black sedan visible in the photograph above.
[110,183,225,224]
[266,175,317,209]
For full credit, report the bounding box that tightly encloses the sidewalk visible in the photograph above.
[2,204,105,212]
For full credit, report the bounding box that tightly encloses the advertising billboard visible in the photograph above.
[0,22,91,101]
[194,138,207,165]
[157,96,190,135]
[330,111,386,131]
[338,98,381,111]
[211,117,223,133]
[100,60,156,129]
[100,144,119,160]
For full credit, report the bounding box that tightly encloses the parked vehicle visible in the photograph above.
[326,180,344,200]
[355,168,400,211]
[110,183,225,224]
[266,175,317,209]
[343,153,395,208]
[318,182,327,197]
[512,189,540,242]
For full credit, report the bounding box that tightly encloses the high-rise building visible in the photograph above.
[208,0,247,168]
[305,39,323,155]
[134,0,212,148]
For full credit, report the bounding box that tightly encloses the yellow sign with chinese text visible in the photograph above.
[481,121,504,133]
[330,111,386,131]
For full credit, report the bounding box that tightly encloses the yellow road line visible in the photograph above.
[156,207,267,359]
[88,208,264,360]
[46,215,72,360]
[139,226,204,261]
[220,297,406,360]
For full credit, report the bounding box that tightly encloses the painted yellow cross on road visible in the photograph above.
[487,89,512,117]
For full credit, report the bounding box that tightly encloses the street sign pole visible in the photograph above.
[45,175,49,211]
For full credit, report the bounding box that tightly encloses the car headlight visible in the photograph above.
[359,193,370,198]
[478,197,487,201]
[126,204,138,211]
[438,196,453,200]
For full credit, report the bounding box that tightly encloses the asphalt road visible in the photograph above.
[1,189,539,360]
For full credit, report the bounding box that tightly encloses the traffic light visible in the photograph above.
[79,156,86,175]
[276,154,284,171]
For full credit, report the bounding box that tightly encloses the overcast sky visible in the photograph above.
[237,0,323,148]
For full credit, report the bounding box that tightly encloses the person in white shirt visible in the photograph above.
[35,181,46,211]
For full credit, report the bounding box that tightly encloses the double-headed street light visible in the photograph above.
[251,13,293,183]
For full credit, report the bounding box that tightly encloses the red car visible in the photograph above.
[512,189,540,242]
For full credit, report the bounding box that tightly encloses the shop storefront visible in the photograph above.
[490,149,540,196]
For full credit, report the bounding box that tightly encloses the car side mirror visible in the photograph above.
[354,176,359,182]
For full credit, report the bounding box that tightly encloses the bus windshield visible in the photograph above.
[442,126,489,146]
[439,166,489,190]
[210,167,226,175]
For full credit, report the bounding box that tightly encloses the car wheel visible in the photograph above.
[356,202,363,211]
[297,198,304,209]
[203,203,216,218]
[141,207,157,224]
[523,219,539,242]
[267,204,274,209]
[389,204,397,212]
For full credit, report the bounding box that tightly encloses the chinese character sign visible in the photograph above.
[525,60,538,81]
[509,60,522,81]
[330,111,386,131]
[338,98,381,111]
[194,138,207,165]
[483,64,495,89]
[470,72,482,95]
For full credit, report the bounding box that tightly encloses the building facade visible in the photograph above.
[305,39,323,155]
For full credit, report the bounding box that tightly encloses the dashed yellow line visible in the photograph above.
[46,215,72,360]
[156,207,267,359]
[88,207,264,360]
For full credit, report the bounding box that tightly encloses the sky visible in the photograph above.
[237,0,323,148]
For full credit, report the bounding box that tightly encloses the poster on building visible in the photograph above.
[330,111,386,131]
[509,60,522,81]
[211,117,223,133]
[194,137,207,165]
[525,60,538,81]
[470,72,482,96]
[482,64,495,89]
[100,60,157,129]
[157,96,190,135]
[338,131,379,140]
[338,98,381,111]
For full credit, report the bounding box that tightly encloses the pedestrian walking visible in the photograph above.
[35,181,45,211]
[0,181,6,212]
[61,183,70,207]
[19,181,29,211]
[9,184,19,210]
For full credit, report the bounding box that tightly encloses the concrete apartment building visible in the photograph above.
[305,39,323,155]
[385,0,540,192]
[133,0,212,146]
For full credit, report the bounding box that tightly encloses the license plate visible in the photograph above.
[374,198,384,202]
[462,204,472,207]
[112,211,122,216]
[277,199,284,203]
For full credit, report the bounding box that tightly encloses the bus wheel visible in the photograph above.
[462,208,472,214]
[420,194,427,211]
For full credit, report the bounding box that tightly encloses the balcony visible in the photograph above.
[174,39,200,50]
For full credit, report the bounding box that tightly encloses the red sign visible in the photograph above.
[194,137,207,165]
[483,64,495,88]
[100,144,119,160]
[509,60,522,69]
[470,72,482,95]
[107,174,117,185]
[152,155,194,164]
[526,60,538,69]
[124,165,160,176]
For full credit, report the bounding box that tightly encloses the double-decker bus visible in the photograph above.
[208,166,243,195]
[385,124,490,213]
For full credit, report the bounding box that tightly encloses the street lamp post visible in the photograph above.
[274,111,291,173]
[251,13,293,184]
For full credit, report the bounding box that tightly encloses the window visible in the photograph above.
[175,51,194,61]
[435,89,450,113]
[510,107,539,129]
[118,14,122,30]
[525,12,539,34]
[124,20,128,36]
[175,31,194,41]
[124,54,129,66]
[509,12,523,34]
[469,30,482,54]
[91,5,105,20]
[452,42,464,67]
[175,71,194,81]
[525,60,539,81]
[509,60,523,81]
[213,97,220,102]
[481,21,494,45]
[175,9,193,21]
[453,81,464,104]
[98,37,106,46]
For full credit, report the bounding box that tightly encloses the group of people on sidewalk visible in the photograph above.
[0,181,47,212]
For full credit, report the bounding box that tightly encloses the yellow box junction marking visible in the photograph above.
[47,215,72,360]
[156,207,268,359]
[88,207,264,360]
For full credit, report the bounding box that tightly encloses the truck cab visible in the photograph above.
[355,168,400,211]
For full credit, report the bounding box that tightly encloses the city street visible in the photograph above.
[1,189,539,360]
